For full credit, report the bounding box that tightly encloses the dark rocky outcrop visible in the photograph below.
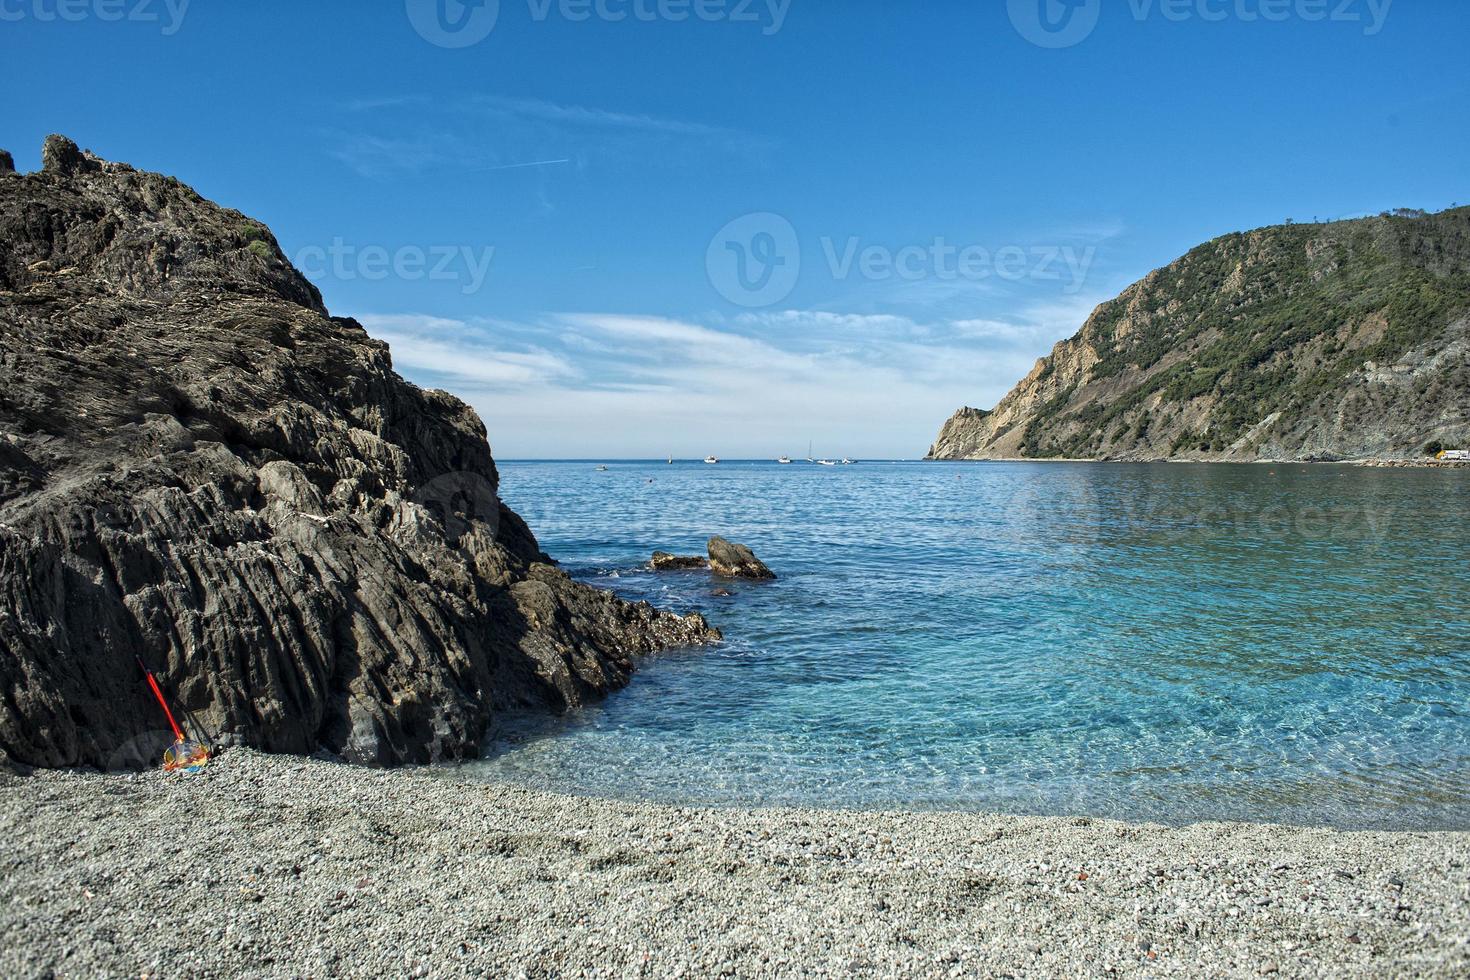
[928,207,1470,462]
[651,551,708,571]
[40,134,100,177]
[0,137,719,771]
[706,537,775,580]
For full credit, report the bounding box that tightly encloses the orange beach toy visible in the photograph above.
[139,657,212,774]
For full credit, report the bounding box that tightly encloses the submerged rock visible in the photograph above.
[0,136,719,770]
[706,536,776,580]
[651,551,708,571]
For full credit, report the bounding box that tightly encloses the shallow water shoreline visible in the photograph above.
[2,749,1467,977]
[487,460,1470,829]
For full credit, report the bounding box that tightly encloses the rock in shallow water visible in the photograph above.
[651,551,708,571]
[0,136,719,770]
[706,536,776,580]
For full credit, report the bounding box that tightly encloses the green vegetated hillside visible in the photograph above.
[928,206,1470,461]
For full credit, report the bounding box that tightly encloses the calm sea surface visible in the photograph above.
[467,460,1469,829]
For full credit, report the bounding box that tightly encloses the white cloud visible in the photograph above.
[326,132,460,178]
[332,93,773,178]
[358,314,578,388]
[348,306,1092,458]
[463,95,762,146]
[734,310,921,334]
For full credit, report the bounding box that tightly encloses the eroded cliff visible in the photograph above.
[0,136,717,770]
[929,208,1470,462]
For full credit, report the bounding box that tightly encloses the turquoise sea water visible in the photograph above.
[470,460,1469,829]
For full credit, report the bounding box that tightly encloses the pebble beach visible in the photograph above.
[2,749,1467,977]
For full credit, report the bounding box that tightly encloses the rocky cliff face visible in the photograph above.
[0,136,717,770]
[928,207,1470,462]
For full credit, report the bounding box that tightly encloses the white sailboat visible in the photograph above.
[704,455,719,464]
[777,455,792,464]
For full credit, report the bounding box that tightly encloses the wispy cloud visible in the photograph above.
[358,314,578,388]
[341,96,427,112]
[735,311,920,333]
[326,131,462,178]
[463,94,764,146]
[468,158,571,172]
[949,294,1107,347]
[349,304,1098,458]
[330,93,773,178]
[1037,217,1129,243]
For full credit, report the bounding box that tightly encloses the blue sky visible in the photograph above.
[4,0,1468,457]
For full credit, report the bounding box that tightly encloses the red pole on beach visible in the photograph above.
[138,658,185,743]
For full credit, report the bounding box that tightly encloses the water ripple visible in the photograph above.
[468,461,1470,830]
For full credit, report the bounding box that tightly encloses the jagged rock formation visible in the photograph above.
[650,552,708,571]
[0,136,718,770]
[706,537,775,580]
[928,207,1470,462]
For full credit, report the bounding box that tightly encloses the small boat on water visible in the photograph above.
[840,457,854,465]
[704,455,719,464]
[667,455,674,464]
[777,456,792,464]
[817,459,837,466]
[595,465,608,471]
